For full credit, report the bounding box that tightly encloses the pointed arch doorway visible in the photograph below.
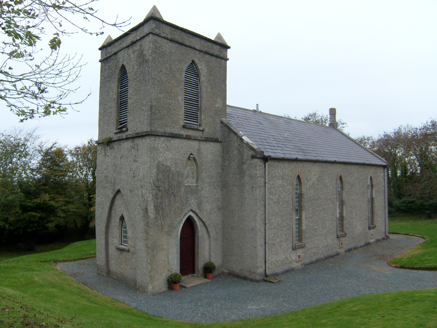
[180,217,196,276]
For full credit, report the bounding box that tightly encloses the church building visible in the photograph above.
[95,6,388,294]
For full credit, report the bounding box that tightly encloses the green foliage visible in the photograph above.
[68,139,97,234]
[357,120,437,212]
[168,273,182,284]
[103,136,111,145]
[0,130,96,246]
[203,261,216,273]
[394,198,437,214]
[0,0,129,121]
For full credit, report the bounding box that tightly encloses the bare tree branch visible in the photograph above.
[0,0,130,121]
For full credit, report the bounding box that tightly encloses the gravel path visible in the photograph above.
[57,234,437,323]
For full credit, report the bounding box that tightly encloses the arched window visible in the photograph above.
[121,216,128,245]
[295,176,302,243]
[337,176,344,234]
[118,66,128,129]
[183,62,200,127]
[368,176,375,228]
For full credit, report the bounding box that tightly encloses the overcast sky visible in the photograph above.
[1,0,436,146]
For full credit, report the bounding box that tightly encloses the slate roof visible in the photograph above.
[225,105,387,166]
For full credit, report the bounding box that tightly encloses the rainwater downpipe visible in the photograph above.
[384,167,389,237]
[264,156,270,277]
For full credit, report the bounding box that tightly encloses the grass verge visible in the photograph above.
[389,216,437,269]
[0,220,436,327]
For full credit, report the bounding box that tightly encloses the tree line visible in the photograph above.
[356,119,437,214]
[301,111,437,214]
[1,115,435,247]
[0,130,96,248]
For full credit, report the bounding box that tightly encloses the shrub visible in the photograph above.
[168,272,182,284]
[424,200,437,213]
[394,198,421,214]
[394,198,437,214]
[203,261,216,273]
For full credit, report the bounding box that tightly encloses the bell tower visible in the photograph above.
[97,5,229,141]
[96,6,230,294]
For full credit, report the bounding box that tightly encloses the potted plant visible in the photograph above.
[203,261,216,279]
[168,272,182,291]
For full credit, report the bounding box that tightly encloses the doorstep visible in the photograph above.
[180,275,210,288]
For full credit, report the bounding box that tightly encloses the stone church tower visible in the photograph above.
[95,6,230,294]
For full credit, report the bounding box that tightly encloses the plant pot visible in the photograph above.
[206,272,213,279]
[172,283,180,291]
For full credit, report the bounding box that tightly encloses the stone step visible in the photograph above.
[180,275,211,288]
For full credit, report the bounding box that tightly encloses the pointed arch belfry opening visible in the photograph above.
[183,61,200,127]
[180,216,196,275]
[118,65,128,129]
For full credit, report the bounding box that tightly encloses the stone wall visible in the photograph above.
[266,160,387,275]
[221,123,266,280]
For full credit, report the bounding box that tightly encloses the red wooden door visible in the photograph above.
[180,218,195,276]
[179,218,196,276]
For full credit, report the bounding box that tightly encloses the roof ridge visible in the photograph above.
[227,105,336,130]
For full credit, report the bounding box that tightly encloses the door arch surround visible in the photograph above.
[172,210,211,276]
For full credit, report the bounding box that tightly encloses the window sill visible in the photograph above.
[368,224,376,230]
[183,124,204,131]
[114,127,128,134]
[293,243,306,250]
[115,245,130,252]
[337,232,347,238]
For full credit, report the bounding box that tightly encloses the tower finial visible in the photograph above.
[101,35,113,47]
[214,33,228,45]
[145,5,163,20]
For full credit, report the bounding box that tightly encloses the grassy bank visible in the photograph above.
[0,217,436,327]
[389,216,437,269]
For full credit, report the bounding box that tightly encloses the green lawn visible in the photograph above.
[0,242,73,261]
[389,216,437,268]
[0,217,436,327]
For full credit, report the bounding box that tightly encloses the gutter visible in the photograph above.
[251,155,386,167]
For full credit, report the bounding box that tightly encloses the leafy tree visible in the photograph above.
[0,131,97,246]
[69,139,96,234]
[300,111,348,131]
[0,130,39,245]
[0,0,129,121]
[357,120,437,211]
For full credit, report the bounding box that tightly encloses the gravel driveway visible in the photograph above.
[57,234,437,323]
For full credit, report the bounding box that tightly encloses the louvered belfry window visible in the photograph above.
[184,62,200,127]
[118,66,128,129]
